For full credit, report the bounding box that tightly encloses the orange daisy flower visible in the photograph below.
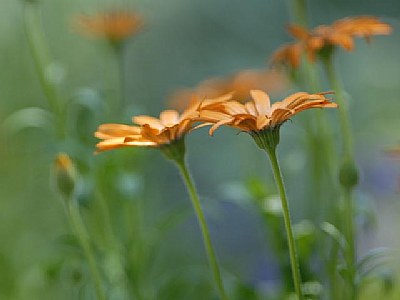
[95,94,232,152]
[270,43,303,69]
[199,90,337,136]
[271,16,392,68]
[169,68,289,110]
[74,10,143,44]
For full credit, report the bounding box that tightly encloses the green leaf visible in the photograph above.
[1,107,52,135]
[357,247,394,280]
[320,222,348,253]
[67,88,106,144]
[294,220,316,261]
[357,247,392,272]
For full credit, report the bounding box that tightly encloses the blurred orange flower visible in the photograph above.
[270,43,303,69]
[271,16,392,68]
[169,68,289,110]
[198,90,337,135]
[385,147,400,159]
[95,94,232,151]
[74,10,143,44]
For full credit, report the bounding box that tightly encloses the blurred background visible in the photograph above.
[0,0,400,299]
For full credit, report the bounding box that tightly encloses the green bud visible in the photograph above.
[53,153,77,199]
[339,160,359,189]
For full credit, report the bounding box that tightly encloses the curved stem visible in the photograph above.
[23,2,65,138]
[67,198,106,300]
[265,148,304,300]
[175,159,228,300]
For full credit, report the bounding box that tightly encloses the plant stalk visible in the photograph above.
[323,54,357,300]
[265,148,304,300]
[286,0,342,297]
[175,159,229,300]
[67,198,106,300]
[323,56,353,158]
[288,0,308,27]
[23,2,65,138]
[112,43,126,114]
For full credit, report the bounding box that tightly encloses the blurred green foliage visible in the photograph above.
[1,0,400,299]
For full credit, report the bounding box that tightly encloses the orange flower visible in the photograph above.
[199,90,337,136]
[169,68,289,110]
[74,10,142,44]
[270,43,303,69]
[271,16,392,68]
[95,94,232,152]
[385,147,400,159]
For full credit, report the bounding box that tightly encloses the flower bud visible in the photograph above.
[53,153,77,199]
[339,160,359,189]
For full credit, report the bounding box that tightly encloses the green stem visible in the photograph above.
[97,193,118,247]
[97,193,131,299]
[323,55,357,300]
[23,2,65,138]
[286,1,342,297]
[303,55,338,185]
[322,56,353,158]
[306,47,340,300]
[175,159,229,300]
[287,0,338,219]
[113,43,126,114]
[265,148,304,300]
[344,187,356,300]
[67,198,106,300]
[287,0,308,27]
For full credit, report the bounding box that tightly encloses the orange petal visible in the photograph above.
[256,115,270,130]
[159,110,180,126]
[287,24,310,40]
[244,101,257,116]
[209,118,234,136]
[133,115,164,130]
[95,123,141,139]
[250,90,271,115]
[199,110,231,123]
[124,140,158,147]
[96,137,127,151]
[223,101,247,115]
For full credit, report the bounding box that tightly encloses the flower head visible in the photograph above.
[169,69,289,110]
[199,90,337,136]
[271,16,392,68]
[95,94,232,152]
[74,10,143,45]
